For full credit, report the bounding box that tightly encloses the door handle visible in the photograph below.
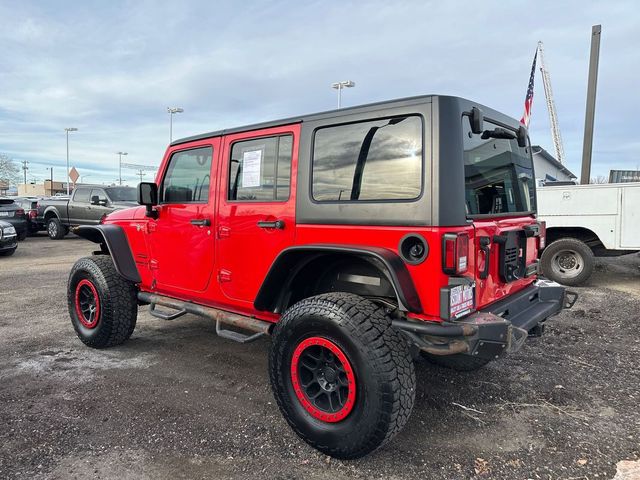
[190,218,211,227]
[257,219,285,229]
[479,236,491,280]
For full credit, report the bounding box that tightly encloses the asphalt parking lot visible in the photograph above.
[1,235,639,479]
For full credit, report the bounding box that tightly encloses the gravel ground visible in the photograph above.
[1,235,639,479]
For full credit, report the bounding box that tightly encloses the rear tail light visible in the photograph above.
[99,213,107,225]
[16,208,25,216]
[29,209,37,219]
[538,221,546,249]
[442,232,469,275]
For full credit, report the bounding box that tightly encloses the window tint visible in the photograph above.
[161,147,213,203]
[228,135,293,201]
[105,187,136,202]
[312,116,422,202]
[462,117,535,215]
[73,188,91,203]
[90,189,107,204]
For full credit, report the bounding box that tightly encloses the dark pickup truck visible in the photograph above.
[38,185,137,239]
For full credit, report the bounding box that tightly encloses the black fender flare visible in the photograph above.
[254,245,422,313]
[74,225,141,283]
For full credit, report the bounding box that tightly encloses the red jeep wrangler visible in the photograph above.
[68,95,575,459]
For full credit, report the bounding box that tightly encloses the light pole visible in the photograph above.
[46,167,54,194]
[167,107,184,142]
[64,127,78,194]
[331,80,355,108]
[117,152,128,185]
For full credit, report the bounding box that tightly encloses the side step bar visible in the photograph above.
[138,292,272,344]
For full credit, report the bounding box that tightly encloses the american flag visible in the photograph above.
[520,48,538,127]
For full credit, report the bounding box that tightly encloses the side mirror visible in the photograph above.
[517,125,528,148]
[137,182,159,219]
[91,195,100,205]
[470,106,484,134]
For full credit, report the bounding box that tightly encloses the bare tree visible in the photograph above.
[590,175,608,184]
[0,153,20,186]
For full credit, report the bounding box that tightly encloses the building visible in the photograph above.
[17,180,70,196]
[609,169,640,183]
[0,180,9,196]
[532,145,577,184]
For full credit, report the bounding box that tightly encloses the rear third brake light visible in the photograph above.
[442,232,469,275]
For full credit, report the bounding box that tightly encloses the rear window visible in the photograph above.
[73,188,91,203]
[312,116,422,202]
[105,187,136,202]
[463,117,535,216]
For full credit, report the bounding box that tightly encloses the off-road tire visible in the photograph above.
[540,238,594,286]
[269,292,415,459]
[68,255,138,348]
[0,248,16,257]
[47,217,66,240]
[422,352,492,371]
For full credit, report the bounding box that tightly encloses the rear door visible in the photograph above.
[69,187,91,224]
[216,124,299,304]
[462,116,539,308]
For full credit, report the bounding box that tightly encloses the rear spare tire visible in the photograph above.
[540,238,594,286]
[67,255,138,348]
[269,292,415,459]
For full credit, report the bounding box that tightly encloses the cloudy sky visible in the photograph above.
[1,1,638,186]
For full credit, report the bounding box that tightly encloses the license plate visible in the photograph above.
[0,211,9,217]
[449,283,475,319]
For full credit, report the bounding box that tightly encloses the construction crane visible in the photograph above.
[537,41,565,164]
[121,162,157,183]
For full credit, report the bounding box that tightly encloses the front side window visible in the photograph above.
[463,118,535,215]
[90,189,107,204]
[161,146,213,203]
[312,116,423,202]
[228,135,293,202]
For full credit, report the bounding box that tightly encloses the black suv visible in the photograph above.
[0,198,28,241]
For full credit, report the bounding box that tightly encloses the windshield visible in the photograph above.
[462,117,535,216]
[105,187,136,202]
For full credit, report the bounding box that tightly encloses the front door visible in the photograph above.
[148,140,219,294]
[216,124,299,304]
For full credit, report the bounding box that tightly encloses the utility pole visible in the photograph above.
[21,160,29,185]
[581,25,602,185]
[136,169,146,182]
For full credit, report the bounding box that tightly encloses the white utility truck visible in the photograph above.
[537,182,640,285]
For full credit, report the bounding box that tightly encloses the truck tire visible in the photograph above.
[67,255,138,348]
[269,292,415,459]
[540,238,594,286]
[47,217,65,240]
[421,353,492,371]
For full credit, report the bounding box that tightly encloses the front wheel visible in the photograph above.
[68,255,138,348]
[269,293,416,459]
[540,238,594,286]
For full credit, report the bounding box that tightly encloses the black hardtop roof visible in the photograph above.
[171,94,438,147]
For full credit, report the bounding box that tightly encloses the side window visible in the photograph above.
[90,189,107,204]
[312,116,422,201]
[228,134,293,202]
[73,188,91,203]
[161,146,213,204]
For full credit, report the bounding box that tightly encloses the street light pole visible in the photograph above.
[117,152,128,185]
[64,127,78,195]
[331,80,355,108]
[167,107,184,142]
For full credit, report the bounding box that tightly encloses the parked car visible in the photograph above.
[13,196,45,235]
[68,95,575,459]
[0,220,18,256]
[537,182,640,285]
[0,198,28,240]
[37,186,137,239]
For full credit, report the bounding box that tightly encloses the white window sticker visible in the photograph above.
[241,149,262,188]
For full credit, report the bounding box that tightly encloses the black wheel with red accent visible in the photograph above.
[68,255,138,348]
[269,293,416,459]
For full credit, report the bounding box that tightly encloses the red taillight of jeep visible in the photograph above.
[538,221,546,249]
[442,232,469,275]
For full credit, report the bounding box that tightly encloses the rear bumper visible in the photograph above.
[394,280,577,360]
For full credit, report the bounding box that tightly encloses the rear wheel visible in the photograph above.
[269,293,415,459]
[68,255,138,348]
[541,238,594,286]
[47,217,66,240]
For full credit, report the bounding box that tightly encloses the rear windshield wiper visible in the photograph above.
[480,127,516,140]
